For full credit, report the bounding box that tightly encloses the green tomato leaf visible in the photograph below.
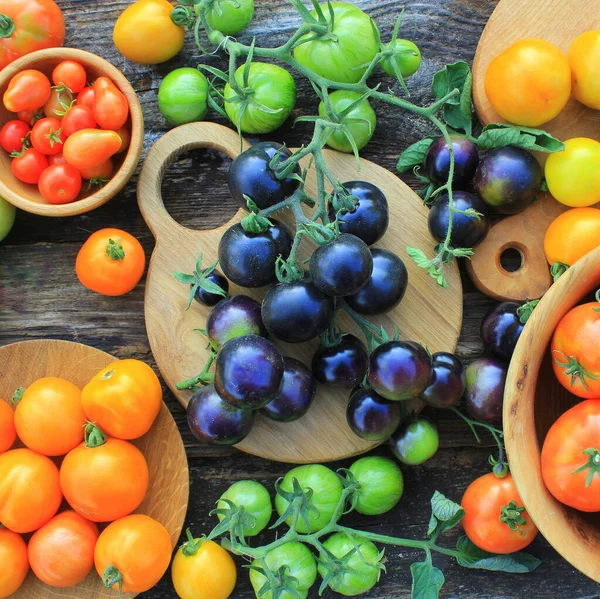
[476,124,565,153]
[406,246,434,269]
[427,491,465,537]
[410,561,445,599]
[198,277,227,297]
[455,536,541,573]
[431,61,471,105]
[397,138,435,174]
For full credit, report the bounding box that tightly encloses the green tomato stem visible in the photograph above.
[0,15,15,39]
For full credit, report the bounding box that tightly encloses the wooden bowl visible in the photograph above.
[0,340,189,599]
[0,48,144,217]
[505,247,600,583]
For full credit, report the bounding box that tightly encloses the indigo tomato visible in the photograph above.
[421,352,465,408]
[464,357,507,423]
[312,334,367,387]
[481,302,526,361]
[423,135,479,187]
[207,294,266,349]
[346,387,402,441]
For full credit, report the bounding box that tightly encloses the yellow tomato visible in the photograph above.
[485,38,571,127]
[545,138,600,207]
[113,0,184,64]
[569,30,600,110]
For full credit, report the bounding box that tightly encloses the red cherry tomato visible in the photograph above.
[11,148,48,184]
[17,109,43,126]
[61,104,97,138]
[93,77,129,131]
[38,164,82,204]
[77,87,95,110]
[52,60,87,94]
[0,120,30,153]
[48,153,67,166]
[4,69,52,112]
[31,117,66,155]
[79,158,114,181]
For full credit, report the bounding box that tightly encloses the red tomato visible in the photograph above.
[43,85,73,119]
[0,401,16,455]
[11,148,48,184]
[38,164,82,204]
[17,108,43,126]
[31,117,66,155]
[0,120,30,153]
[63,128,122,170]
[79,158,113,181]
[0,528,29,599]
[462,472,538,554]
[61,104,97,137]
[48,152,66,165]
[93,77,129,131]
[115,126,131,154]
[77,86,95,110]
[3,69,51,112]
[52,60,87,93]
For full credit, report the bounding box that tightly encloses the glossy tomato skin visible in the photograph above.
[93,77,129,131]
[381,39,422,78]
[428,191,490,248]
[421,352,466,408]
[328,180,389,246]
[310,234,373,297]
[3,69,51,112]
[11,147,48,184]
[349,456,404,516]
[474,146,542,215]
[77,86,95,110]
[0,448,62,533]
[462,472,538,553]
[294,2,379,84]
[201,0,254,35]
[217,480,272,537]
[38,163,82,204]
[344,249,408,316]
[541,399,600,512]
[0,528,29,599]
[214,335,284,410]
[262,357,317,422]
[0,401,16,454]
[52,60,87,93]
[43,85,72,119]
[228,142,301,211]
[61,104,97,137]
[261,279,334,343]
[218,220,293,288]
[481,302,524,361]
[0,120,29,153]
[207,294,267,350]
[464,357,507,423]
[389,418,439,465]
[551,302,600,398]
[63,128,122,171]
[424,135,479,187]
[346,387,402,441]
[158,68,209,126]
[28,510,99,588]
[79,159,114,182]
[367,340,432,401]
[31,117,66,155]
[569,30,600,110]
[312,334,368,388]
[187,384,255,445]
[95,514,172,594]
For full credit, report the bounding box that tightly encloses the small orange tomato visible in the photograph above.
[82,359,162,440]
[52,60,88,94]
[0,448,62,533]
[4,69,52,112]
[63,128,122,170]
[79,158,113,181]
[0,401,16,454]
[93,77,129,131]
[0,528,29,599]
[14,377,85,456]
[115,126,131,154]
[95,514,172,595]
[485,38,571,127]
[569,30,600,110]
[76,228,146,296]
[60,423,149,522]
[28,510,99,588]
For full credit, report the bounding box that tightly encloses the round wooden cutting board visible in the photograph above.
[0,340,189,599]
[138,122,463,464]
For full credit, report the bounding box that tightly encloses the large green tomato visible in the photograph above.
[319,90,376,153]
[349,456,403,516]
[158,68,209,125]
[197,0,255,36]
[217,480,272,537]
[224,62,296,134]
[381,39,422,78]
[0,197,16,242]
[294,2,380,84]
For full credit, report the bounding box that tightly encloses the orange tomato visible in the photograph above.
[43,85,73,118]
[76,228,146,296]
[485,38,571,127]
[63,128,122,171]
[0,401,16,454]
[93,77,129,131]
[0,448,62,533]
[569,30,600,110]
[95,514,172,594]
[3,69,52,112]
[82,359,162,440]
[0,528,29,599]
[60,423,149,522]
[115,126,131,154]
[52,60,87,94]
[79,158,114,181]
[28,510,99,587]
[14,376,85,456]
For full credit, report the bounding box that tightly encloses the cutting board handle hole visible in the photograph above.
[499,247,524,273]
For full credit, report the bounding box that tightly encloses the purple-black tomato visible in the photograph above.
[207,295,267,350]
[423,135,479,187]
[481,302,525,361]
[312,334,368,388]
[346,387,402,441]
[421,352,466,408]
[464,357,507,423]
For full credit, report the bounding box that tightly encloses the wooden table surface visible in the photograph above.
[0,1,598,598]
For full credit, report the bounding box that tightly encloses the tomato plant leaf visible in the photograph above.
[397,138,435,174]
[431,61,471,106]
[427,491,465,536]
[476,124,564,153]
[411,561,445,599]
[455,536,541,573]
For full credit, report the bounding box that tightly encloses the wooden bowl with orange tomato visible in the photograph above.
[0,48,144,217]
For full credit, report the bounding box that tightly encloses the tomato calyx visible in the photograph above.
[572,448,600,488]
[88,177,110,190]
[173,253,228,310]
[499,500,527,531]
[106,238,125,261]
[551,261,569,282]
[102,565,124,598]
[248,562,302,599]
[53,98,77,118]
[553,350,598,391]
[273,476,321,532]
[45,127,64,148]
[11,387,24,405]
[180,528,207,556]
[209,499,258,543]
[516,298,540,324]
[83,422,107,448]
[0,14,15,39]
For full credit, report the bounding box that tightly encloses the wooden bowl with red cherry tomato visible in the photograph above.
[0,48,143,217]
[504,246,600,584]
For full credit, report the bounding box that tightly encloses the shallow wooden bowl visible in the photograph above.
[0,340,189,599]
[0,48,144,217]
[505,247,600,583]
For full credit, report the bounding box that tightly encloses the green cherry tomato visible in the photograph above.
[249,542,317,599]
[389,418,439,466]
[349,456,403,516]
[197,0,255,36]
[217,480,272,537]
[294,2,380,84]
[318,90,376,153]
[158,68,210,126]
[0,196,16,242]
[318,532,382,596]
[274,464,343,533]
[224,62,296,134]
[381,39,422,78]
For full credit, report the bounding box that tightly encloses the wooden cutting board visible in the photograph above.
[0,340,189,599]
[138,122,463,464]
[469,0,600,301]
